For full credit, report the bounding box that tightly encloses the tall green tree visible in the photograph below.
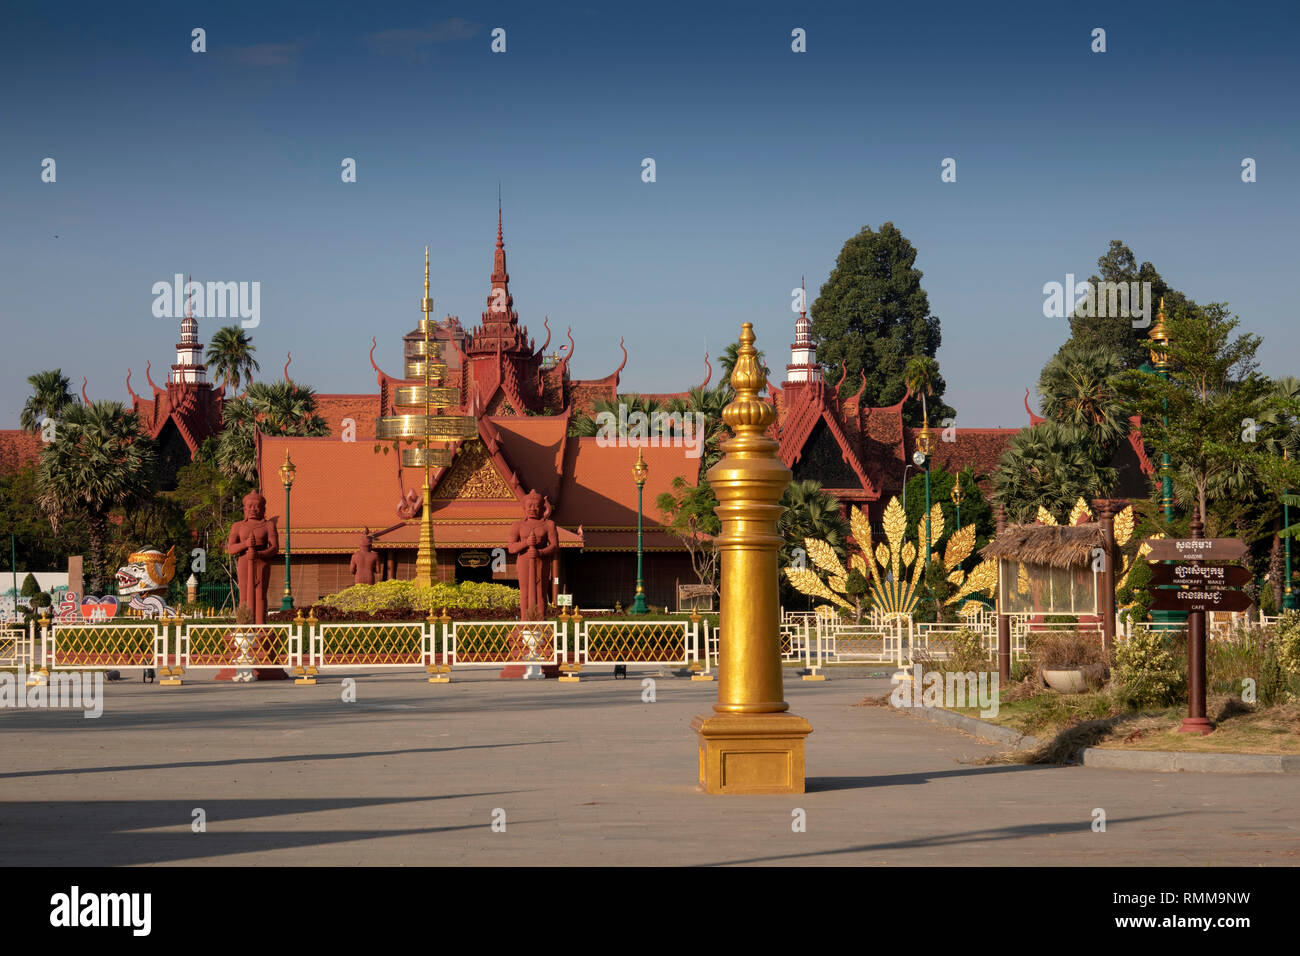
[1115,301,1285,527]
[35,401,156,592]
[20,369,76,432]
[1060,240,1193,370]
[810,222,954,426]
[0,463,91,572]
[205,326,260,391]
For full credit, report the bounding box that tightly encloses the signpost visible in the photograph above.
[1148,589,1252,613]
[1144,529,1247,736]
[1144,537,1248,561]
[1148,564,1252,588]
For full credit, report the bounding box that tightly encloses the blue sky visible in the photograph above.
[2,0,1297,428]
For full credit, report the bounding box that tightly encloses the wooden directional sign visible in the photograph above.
[1149,588,1252,613]
[1149,564,1253,588]
[1144,537,1249,562]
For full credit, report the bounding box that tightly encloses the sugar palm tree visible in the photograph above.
[214,381,328,481]
[993,422,1117,523]
[205,326,260,391]
[677,382,732,475]
[20,369,76,432]
[570,393,670,438]
[1037,344,1127,452]
[35,401,156,592]
[779,479,850,562]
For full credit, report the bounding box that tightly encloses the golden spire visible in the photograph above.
[721,323,776,446]
[1148,295,1170,369]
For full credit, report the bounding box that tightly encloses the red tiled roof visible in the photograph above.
[315,394,382,440]
[257,417,699,553]
[903,427,1021,493]
[775,381,877,496]
[0,430,42,473]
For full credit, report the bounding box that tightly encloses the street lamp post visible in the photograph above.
[951,478,965,531]
[279,450,296,612]
[915,426,933,560]
[1149,299,1174,522]
[1285,451,1296,610]
[1147,300,1182,630]
[631,448,649,614]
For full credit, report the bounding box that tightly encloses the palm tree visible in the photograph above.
[679,382,732,475]
[993,421,1117,523]
[214,381,328,481]
[903,356,939,428]
[779,479,851,560]
[35,401,156,592]
[1037,344,1127,451]
[570,393,670,438]
[205,326,260,391]
[20,369,75,432]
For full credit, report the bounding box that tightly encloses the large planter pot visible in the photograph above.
[1041,663,1107,694]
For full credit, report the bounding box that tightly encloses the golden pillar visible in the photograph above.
[413,248,439,586]
[691,322,813,794]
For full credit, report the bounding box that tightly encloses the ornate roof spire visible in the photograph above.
[180,272,198,345]
[785,274,817,385]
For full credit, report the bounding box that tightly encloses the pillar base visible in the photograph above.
[690,711,813,794]
[1177,717,1214,736]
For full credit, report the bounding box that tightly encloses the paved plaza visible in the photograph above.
[1,670,1296,866]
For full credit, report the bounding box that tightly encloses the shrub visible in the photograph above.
[1114,627,1183,707]
[917,627,989,673]
[1031,630,1106,670]
[1117,557,1153,625]
[319,580,521,616]
[1275,610,1300,677]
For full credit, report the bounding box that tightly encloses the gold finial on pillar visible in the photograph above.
[690,322,812,794]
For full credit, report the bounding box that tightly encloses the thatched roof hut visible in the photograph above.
[981,523,1106,569]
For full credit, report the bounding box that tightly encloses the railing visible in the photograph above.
[47,622,164,669]
[181,622,298,670]
[16,613,711,683]
[1,622,36,668]
[315,622,426,668]
[448,621,557,668]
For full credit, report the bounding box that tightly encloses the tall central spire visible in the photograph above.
[491,200,510,296]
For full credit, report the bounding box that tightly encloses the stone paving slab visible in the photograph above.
[1,670,1297,866]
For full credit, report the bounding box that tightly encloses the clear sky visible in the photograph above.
[2,0,1296,428]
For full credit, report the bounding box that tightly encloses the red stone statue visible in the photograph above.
[350,529,381,585]
[508,490,559,620]
[225,491,279,624]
